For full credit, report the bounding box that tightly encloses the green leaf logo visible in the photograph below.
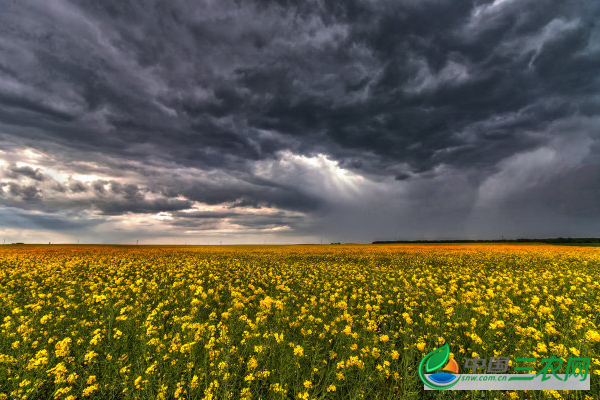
[418,344,460,390]
[425,344,449,372]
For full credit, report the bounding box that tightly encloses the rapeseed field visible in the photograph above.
[0,244,599,399]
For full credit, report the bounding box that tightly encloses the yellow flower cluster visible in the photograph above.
[0,243,599,399]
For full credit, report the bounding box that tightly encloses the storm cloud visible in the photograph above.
[0,0,599,243]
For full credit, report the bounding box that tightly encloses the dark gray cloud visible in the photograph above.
[0,0,599,242]
[1,182,43,202]
[0,207,103,231]
[7,164,45,181]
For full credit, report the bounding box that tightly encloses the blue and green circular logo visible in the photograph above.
[418,344,460,390]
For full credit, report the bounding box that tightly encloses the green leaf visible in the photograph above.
[425,344,449,372]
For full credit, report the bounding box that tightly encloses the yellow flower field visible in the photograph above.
[1,244,599,399]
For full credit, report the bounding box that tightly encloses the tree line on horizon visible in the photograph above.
[372,237,600,244]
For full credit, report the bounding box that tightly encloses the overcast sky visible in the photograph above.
[0,0,599,244]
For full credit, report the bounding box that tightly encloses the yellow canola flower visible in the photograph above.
[1,243,600,399]
[585,330,600,343]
